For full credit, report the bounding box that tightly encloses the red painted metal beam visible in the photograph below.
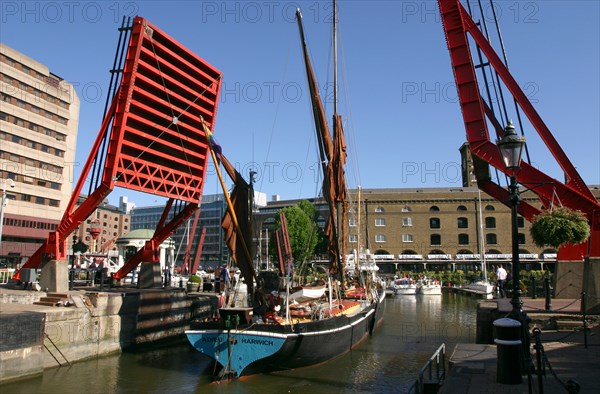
[14,16,222,280]
[113,201,199,279]
[191,227,207,275]
[182,207,202,274]
[104,16,221,203]
[438,0,599,258]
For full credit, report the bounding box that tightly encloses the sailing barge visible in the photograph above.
[185,5,385,379]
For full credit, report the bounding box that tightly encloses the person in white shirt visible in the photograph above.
[496,265,508,298]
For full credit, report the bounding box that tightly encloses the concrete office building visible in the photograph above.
[0,43,80,266]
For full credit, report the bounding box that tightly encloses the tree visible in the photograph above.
[530,207,590,249]
[274,200,319,266]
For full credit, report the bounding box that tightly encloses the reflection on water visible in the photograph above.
[1,293,478,394]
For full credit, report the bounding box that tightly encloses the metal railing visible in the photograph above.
[0,268,15,284]
[409,343,446,394]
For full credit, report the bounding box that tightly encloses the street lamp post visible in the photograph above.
[497,121,533,376]
[497,121,526,320]
[0,178,16,246]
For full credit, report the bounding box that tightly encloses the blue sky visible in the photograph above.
[2,1,599,208]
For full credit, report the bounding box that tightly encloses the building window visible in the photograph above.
[349,218,357,227]
[375,234,386,243]
[375,218,386,227]
[517,217,525,228]
[457,217,468,228]
[458,233,469,245]
[457,205,467,211]
[402,234,413,243]
[402,217,412,227]
[375,206,384,212]
[401,206,412,212]
[485,205,495,211]
[430,234,441,246]
[486,233,497,245]
[485,217,496,229]
[429,205,440,212]
[518,233,526,244]
[349,234,358,243]
[430,218,441,229]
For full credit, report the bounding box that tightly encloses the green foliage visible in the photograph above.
[395,270,463,286]
[274,200,319,265]
[188,275,201,283]
[530,207,590,248]
[73,241,89,254]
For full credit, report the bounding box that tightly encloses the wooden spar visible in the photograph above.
[200,117,255,280]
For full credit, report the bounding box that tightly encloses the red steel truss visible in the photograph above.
[15,16,222,279]
[438,0,599,259]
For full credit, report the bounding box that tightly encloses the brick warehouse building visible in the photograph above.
[0,44,80,266]
[256,186,600,276]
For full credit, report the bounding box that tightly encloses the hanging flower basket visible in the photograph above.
[530,207,590,248]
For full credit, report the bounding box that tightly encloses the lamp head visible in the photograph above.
[497,121,526,171]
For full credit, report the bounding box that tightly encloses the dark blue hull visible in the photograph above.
[186,291,385,378]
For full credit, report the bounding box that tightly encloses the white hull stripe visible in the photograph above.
[186,307,375,339]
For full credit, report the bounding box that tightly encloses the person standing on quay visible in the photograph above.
[496,264,508,298]
[220,265,230,291]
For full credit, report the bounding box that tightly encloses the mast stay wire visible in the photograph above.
[465,0,505,187]
[89,16,131,197]
[488,0,532,166]
[258,39,293,197]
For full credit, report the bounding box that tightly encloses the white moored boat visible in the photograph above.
[417,277,442,295]
[387,277,417,295]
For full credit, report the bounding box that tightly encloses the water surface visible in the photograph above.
[2,293,478,393]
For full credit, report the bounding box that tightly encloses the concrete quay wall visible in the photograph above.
[0,289,217,383]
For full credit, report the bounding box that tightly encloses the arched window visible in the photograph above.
[458,233,469,245]
[402,206,412,212]
[457,217,468,228]
[485,205,495,211]
[429,206,440,212]
[457,205,467,211]
[430,234,441,246]
[375,206,385,212]
[485,217,496,229]
[430,218,441,229]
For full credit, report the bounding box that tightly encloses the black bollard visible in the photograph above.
[544,277,552,312]
[494,317,523,385]
[531,276,536,299]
